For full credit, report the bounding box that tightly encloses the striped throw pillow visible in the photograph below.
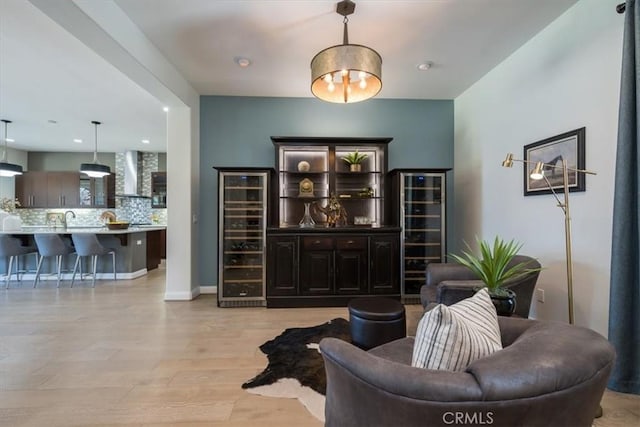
[411,288,502,371]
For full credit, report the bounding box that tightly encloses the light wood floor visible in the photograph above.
[0,269,637,426]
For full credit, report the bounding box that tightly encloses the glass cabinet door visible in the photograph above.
[93,177,106,206]
[401,172,446,298]
[79,177,93,206]
[79,176,108,207]
[218,171,268,306]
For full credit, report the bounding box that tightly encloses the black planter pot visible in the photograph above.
[490,289,517,316]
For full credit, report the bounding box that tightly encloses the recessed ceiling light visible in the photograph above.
[6,138,14,143]
[235,57,251,68]
[73,138,83,143]
[141,139,150,144]
[163,106,169,112]
[417,62,433,71]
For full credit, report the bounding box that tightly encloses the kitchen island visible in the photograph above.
[1,225,166,281]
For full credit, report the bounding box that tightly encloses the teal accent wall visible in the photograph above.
[200,96,454,286]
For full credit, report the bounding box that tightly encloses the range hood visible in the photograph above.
[116,151,150,198]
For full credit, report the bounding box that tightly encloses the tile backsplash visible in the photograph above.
[16,151,167,226]
[17,207,167,226]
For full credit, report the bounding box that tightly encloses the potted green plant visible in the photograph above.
[341,150,368,172]
[449,236,541,315]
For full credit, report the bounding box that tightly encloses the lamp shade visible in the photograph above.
[501,153,514,168]
[80,162,110,178]
[0,161,23,177]
[530,162,545,180]
[311,44,382,104]
[80,120,111,178]
[310,0,382,104]
[0,119,23,177]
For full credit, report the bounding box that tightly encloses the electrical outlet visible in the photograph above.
[536,288,545,303]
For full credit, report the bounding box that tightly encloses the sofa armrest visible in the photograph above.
[425,262,478,287]
[320,337,481,401]
[320,337,482,427]
[436,279,484,305]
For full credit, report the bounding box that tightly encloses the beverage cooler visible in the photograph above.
[390,169,450,303]
[214,167,273,307]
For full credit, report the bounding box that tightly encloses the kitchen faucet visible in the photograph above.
[63,210,76,229]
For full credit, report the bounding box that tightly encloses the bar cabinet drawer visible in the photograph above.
[336,237,367,250]
[303,237,334,250]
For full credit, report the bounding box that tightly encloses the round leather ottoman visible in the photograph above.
[348,297,406,350]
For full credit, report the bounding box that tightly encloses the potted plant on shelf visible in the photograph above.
[341,150,368,172]
[449,236,541,316]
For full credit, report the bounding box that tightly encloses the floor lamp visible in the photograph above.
[501,153,596,325]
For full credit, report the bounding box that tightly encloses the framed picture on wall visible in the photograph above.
[523,127,586,196]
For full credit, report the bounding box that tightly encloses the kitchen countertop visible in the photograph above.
[1,225,167,235]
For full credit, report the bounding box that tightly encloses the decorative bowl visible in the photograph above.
[106,221,130,230]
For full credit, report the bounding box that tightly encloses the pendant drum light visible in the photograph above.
[80,121,110,178]
[311,0,382,103]
[0,119,23,177]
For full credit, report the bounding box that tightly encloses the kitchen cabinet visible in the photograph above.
[151,172,166,208]
[146,230,162,270]
[17,171,115,209]
[390,169,450,303]
[15,171,48,208]
[80,173,115,208]
[47,172,79,207]
[214,167,274,307]
[266,231,400,307]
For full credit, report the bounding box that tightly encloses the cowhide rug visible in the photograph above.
[242,318,351,422]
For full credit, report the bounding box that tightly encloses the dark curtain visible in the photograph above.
[609,0,640,395]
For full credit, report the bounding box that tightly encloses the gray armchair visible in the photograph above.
[320,317,614,427]
[420,255,541,318]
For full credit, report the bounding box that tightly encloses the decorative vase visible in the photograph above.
[299,202,315,228]
[297,161,311,172]
[350,164,362,172]
[490,289,517,316]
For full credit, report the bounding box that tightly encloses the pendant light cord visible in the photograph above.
[1,120,10,163]
[343,16,349,44]
[92,120,101,164]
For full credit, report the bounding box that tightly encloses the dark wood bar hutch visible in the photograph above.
[266,137,401,307]
[214,138,450,308]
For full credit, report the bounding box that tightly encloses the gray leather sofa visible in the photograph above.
[320,316,614,427]
[421,255,541,317]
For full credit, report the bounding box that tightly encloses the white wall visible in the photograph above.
[31,0,201,300]
[454,0,624,336]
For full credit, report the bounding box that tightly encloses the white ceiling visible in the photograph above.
[0,0,579,154]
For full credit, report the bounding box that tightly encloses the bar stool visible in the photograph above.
[0,235,39,289]
[33,234,75,288]
[71,234,116,287]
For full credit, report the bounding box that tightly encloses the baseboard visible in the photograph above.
[21,269,147,282]
[199,285,217,294]
[164,287,200,301]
